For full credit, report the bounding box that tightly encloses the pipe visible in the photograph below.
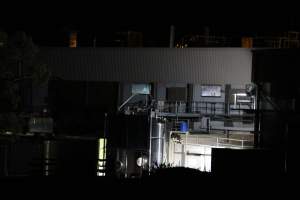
[148,112,153,171]
[118,93,139,111]
[254,84,261,147]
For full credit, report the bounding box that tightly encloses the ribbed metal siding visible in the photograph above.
[40,47,252,85]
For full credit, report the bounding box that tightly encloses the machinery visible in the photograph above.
[105,83,258,177]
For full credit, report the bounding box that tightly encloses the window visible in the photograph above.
[201,85,222,97]
[132,84,151,95]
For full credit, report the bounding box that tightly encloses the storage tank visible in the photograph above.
[150,121,165,167]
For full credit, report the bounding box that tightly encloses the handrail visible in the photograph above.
[179,138,253,149]
[156,100,254,116]
[216,137,253,148]
[169,131,253,149]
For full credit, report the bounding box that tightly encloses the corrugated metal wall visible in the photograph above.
[40,47,252,85]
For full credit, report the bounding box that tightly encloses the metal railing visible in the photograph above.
[184,136,253,149]
[156,101,253,116]
[169,131,254,148]
[216,137,253,149]
[167,134,253,172]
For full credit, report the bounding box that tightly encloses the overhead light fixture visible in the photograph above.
[235,93,247,96]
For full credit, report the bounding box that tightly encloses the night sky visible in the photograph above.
[1,1,300,46]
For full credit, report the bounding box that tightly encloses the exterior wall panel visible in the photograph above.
[40,48,252,85]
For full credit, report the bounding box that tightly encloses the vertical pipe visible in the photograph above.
[187,84,193,113]
[207,117,210,133]
[148,112,153,171]
[150,119,165,167]
[44,140,51,176]
[181,144,185,167]
[254,84,261,148]
[225,84,231,116]
[124,150,128,178]
[124,117,128,178]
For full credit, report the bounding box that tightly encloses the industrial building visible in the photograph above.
[0,47,288,177]
[41,47,253,176]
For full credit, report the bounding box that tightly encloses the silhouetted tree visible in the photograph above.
[0,31,50,132]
